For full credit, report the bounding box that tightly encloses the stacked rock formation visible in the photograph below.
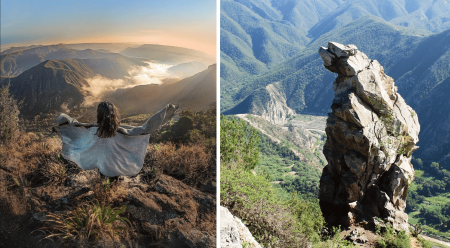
[318,42,420,231]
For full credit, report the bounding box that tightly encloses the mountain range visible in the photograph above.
[120,44,215,65]
[0,44,140,77]
[1,43,216,120]
[220,0,450,88]
[221,0,450,167]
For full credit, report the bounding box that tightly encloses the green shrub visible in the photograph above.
[417,236,431,248]
[156,107,216,149]
[220,115,326,247]
[376,223,410,248]
[288,193,325,242]
[220,116,259,170]
[410,223,423,237]
[221,165,308,247]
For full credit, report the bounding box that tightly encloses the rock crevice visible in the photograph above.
[318,42,420,231]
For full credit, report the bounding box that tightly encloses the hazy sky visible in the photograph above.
[1,0,216,56]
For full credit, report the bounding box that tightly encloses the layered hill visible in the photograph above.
[0,43,135,54]
[307,0,450,38]
[108,64,217,116]
[2,56,215,120]
[120,44,215,65]
[0,44,139,77]
[221,0,450,112]
[3,60,93,118]
[167,61,207,78]
[2,56,150,118]
[220,0,450,79]
[225,16,430,112]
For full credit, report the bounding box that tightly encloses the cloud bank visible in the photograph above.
[82,62,173,107]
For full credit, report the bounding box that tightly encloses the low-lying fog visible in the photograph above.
[81,61,203,107]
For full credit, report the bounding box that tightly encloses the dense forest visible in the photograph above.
[407,158,450,238]
[257,131,322,195]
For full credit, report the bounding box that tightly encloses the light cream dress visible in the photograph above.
[54,104,176,177]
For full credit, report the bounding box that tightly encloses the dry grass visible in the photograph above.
[0,132,63,214]
[146,142,212,186]
[0,132,62,174]
[0,105,216,247]
[40,200,130,245]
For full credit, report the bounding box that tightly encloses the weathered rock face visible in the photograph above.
[224,82,296,125]
[260,83,296,125]
[318,42,420,231]
[220,206,262,248]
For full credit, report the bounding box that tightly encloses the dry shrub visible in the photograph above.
[146,142,212,186]
[31,161,68,186]
[108,184,128,204]
[92,178,128,205]
[0,132,62,175]
[0,84,20,146]
[0,182,28,215]
[0,131,65,218]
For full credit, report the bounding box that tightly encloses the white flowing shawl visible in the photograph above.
[54,104,176,177]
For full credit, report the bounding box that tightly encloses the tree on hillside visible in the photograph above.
[0,84,20,145]
[220,116,260,170]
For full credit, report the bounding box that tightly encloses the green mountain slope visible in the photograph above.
[220,0,313,84]
[229,19,450,166]
[220,0,450,89]
[225,16,430,112]
[235,114,326,195]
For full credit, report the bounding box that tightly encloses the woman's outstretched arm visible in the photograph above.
[119,104,177,135]
[56,113,96,127]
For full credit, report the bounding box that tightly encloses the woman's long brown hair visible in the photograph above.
[96,101,120,138]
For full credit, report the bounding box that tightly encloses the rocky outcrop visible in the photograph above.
[125,174,216,248]
[8,162,216,248]
[261,83,296,125]
[224,82,296,125]
[318,42,420,231]
[220,206,262,248]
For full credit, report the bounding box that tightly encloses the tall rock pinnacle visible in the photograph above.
[318,42,420,231]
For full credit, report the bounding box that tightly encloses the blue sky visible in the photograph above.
[1,0,216,55]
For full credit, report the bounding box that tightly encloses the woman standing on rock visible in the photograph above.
[54,101,177,177]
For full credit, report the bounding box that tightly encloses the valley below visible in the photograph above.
[220,0,450,245]
[1,43,216,121]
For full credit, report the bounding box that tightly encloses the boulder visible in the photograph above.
[318,42,420,231]
[220,206,262,248]
[126,174,216,248]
